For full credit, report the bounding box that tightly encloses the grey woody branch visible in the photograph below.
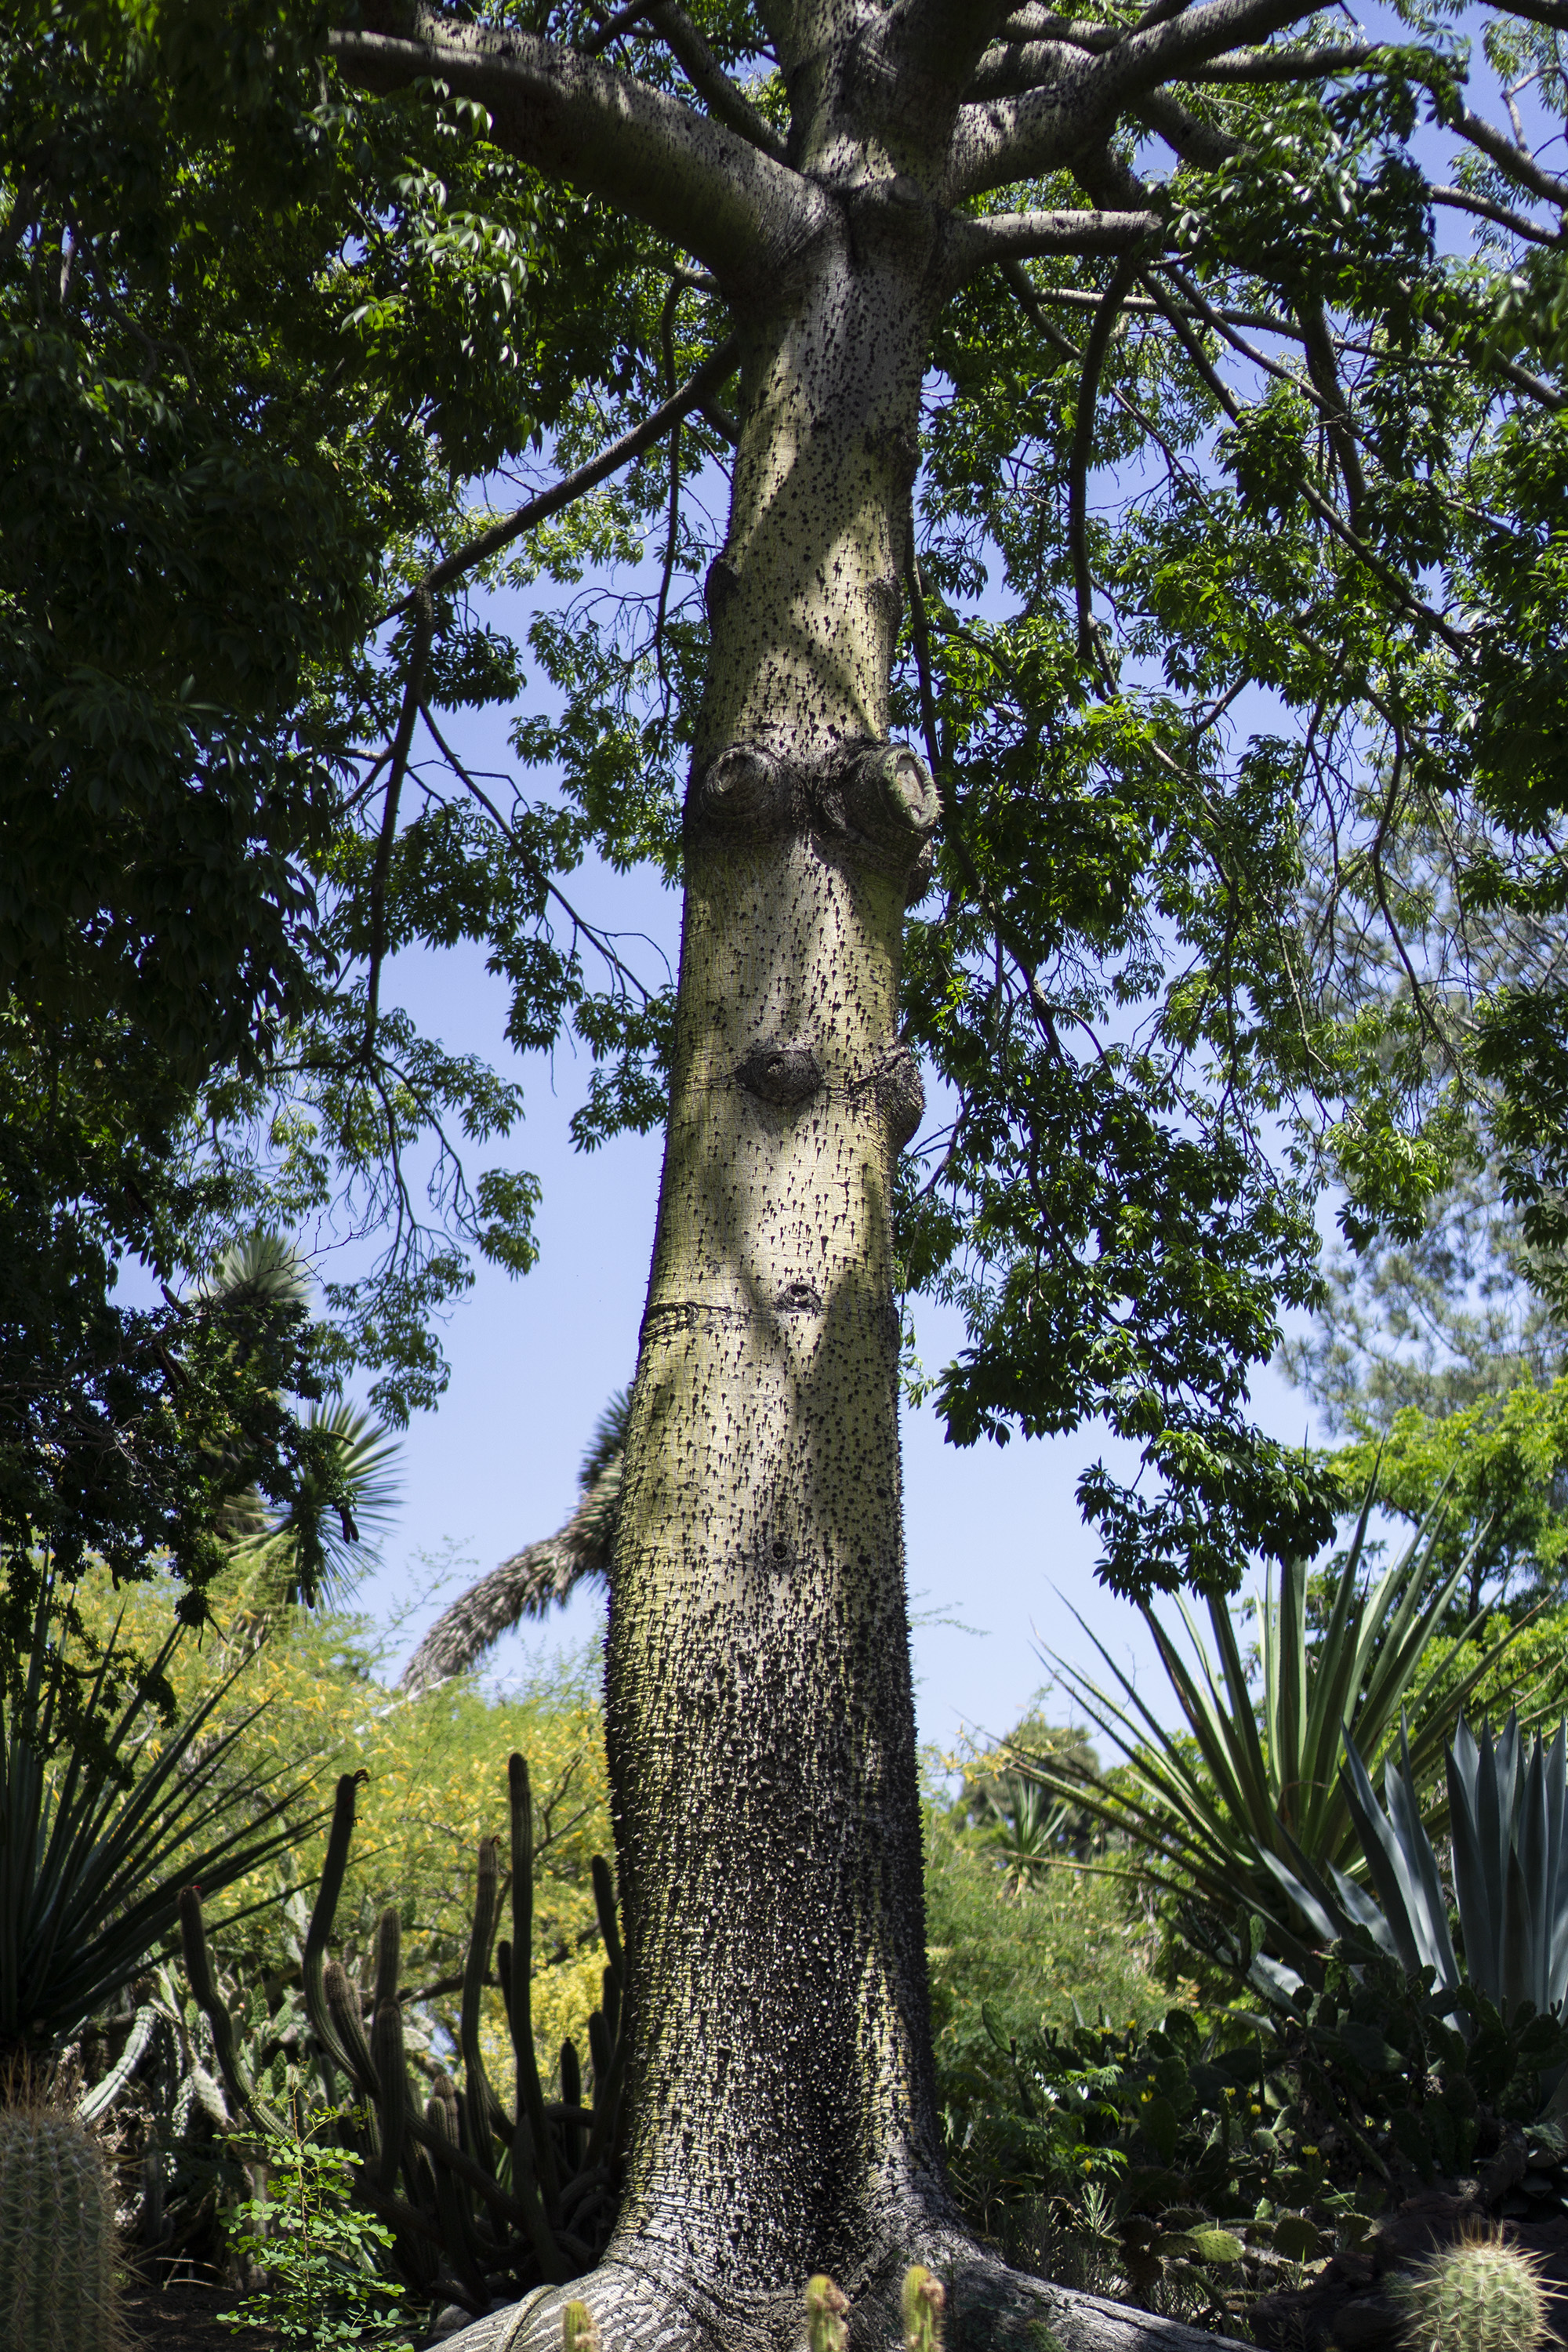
[946,0,1324,195]
[643,2,787,160]
[1450,102,1568,209]
[942,205,1163,287]
[1134,88,1242,169]
[1189,40,1379,78]
[1431,183,1566,242]
[329,10,828,289]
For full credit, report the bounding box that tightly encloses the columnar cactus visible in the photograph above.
[902,2265,946,2352]
[0,2102,121,2351]
[1399,2228,1548,2352]
[805,2273,848,2352]
[562,2297,602,2351]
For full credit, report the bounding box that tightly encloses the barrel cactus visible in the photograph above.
[562,2299,602,2352]
[0,2101,121,2351]
[1398,2227,1548,2352]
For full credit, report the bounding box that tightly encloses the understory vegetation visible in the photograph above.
[25,1517,1568,2348]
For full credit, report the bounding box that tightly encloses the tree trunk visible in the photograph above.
[603,229,945,2299]
[427,34,1232,2352]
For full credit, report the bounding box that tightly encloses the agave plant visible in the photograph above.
[1011,1484,1528,1968]
[0,1576,321,2064]
[1255,1715,1568,2099]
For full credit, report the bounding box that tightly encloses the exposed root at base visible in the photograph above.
[430,2238,1248,2352]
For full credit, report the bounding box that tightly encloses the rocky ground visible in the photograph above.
[122,2274,280,2352]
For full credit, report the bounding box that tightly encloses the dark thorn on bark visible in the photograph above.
[734,1040,824,1109]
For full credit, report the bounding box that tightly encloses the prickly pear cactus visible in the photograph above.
[0,2103,121,2351]
[806,2273,848,2352]
[561,2298,602,2352]
[1399,2228,1548,2352]
[902,2265,946,2352]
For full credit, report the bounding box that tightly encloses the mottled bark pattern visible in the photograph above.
[604,173,946,2292]
[365,3,1229,2345]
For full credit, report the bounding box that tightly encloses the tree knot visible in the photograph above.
[815,739,940,873]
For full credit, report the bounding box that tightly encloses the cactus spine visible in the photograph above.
[0,2103,122,2351]
[806,2273,848,2352]
[902,2265,945,2352]
[562,2297,602,2351]
[1399,2228,1548,2352]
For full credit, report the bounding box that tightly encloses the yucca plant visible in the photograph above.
[0,1573,321,2064]
[1011,1485,1526,1971]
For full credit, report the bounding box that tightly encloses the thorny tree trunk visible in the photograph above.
[335,7,1253,2347]
[461,227,1223,2352]
[605,227,944,2304]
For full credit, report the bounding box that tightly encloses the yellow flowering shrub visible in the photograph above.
[65,1556,615,2094]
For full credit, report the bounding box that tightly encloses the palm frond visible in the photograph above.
[400,1454,620,1695]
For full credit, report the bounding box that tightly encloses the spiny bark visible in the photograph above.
[330,2,1353,2345]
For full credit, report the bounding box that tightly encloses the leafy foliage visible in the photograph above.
[0,1573,321,2062]
[220,2103,416,2351]
[1011,1487,1515,1973]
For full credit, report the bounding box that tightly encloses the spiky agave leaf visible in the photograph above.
[1006,1473,1534,1970]
[0,1577,324,2058]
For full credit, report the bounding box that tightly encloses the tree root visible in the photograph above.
[429,2236,1250,2352]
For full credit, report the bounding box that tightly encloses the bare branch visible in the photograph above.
[1431,183,1566,243]
[1069,252,1144,670]
[581,0,660,55]
[967,37,1106,97]
[1297,295,1367,533]
[330,11,827,287]
[942,204,1163,286]
[1134,87,1242,168]
[644,2,786,160]
[1189,40,1378,78]
[946,0,1323,196]
[1450,100,1568,209]
[385,334,739,615]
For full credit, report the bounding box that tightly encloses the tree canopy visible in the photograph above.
[8,0,1568,1591]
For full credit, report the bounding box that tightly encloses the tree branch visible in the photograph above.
[385,334,739,616]
[364,588,435,1060]
[1069,252,1144,673]
[644,2,786,159]
[1134,87,1242,168]
[1188,40,1378,78]
[942,204,1163,286]
[330,10,827,288]
[1450,101,1568,209]
[946,0,1322,195]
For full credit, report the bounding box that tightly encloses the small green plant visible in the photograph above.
[561,2299,602,2351]
[0,2092,121,2352]
[805,2273,848,2352]
[902,2264,945,2352]
[1396,2227,1549,2352]
[221,2100,414,2351]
